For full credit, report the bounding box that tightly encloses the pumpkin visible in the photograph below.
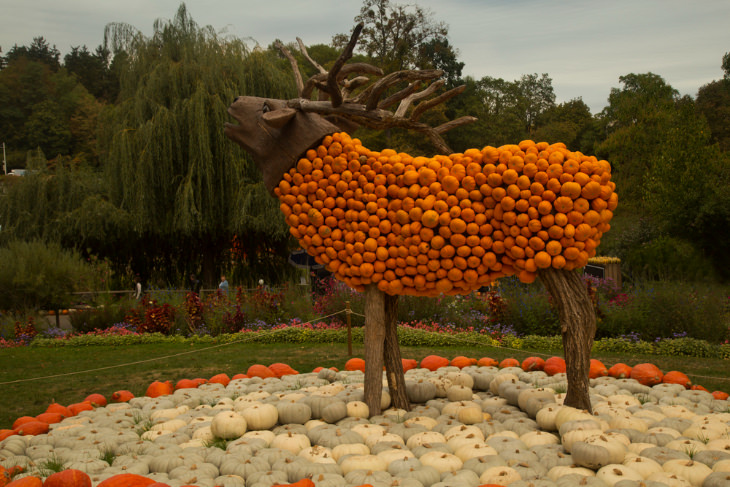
[272,479,315,487]
[175,379,200,390]
[543,357,566,375]
[662,371,692,388]
[607,363,632,379]
[45,403,72,416]
[521,356,545,371]
[588,359,608,379]
[42,469,92,487]
[630,363,664,386]
[499,358,520,369]
[269,363,299,377]
[67,401,94,415]
[344,358,366,372]
[14,421,48,436]
[97,474,156,486]
[208,373,231,385]
[712,390,729,400]
[450,356,475,368]
[110,390,134,402]
[276,134,615,293]
[401,358,418,371]
[34,412,64,424]
[247,364,276,378]
[83,393,107,407]
[211,411,247,439]
[6,478,42,487]
[145,380,174,398]
[420,355,449,371]
[477,357,499,367]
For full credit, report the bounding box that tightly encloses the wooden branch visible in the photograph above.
[296,37,326,74]
[411,84,466,121]
[363,69,442,111]
[275,41,304,96]
[327,23,364,108]
[378,81,421,111]
[434,116,479,134]
[395,79,444,117]
[302,63,383,99]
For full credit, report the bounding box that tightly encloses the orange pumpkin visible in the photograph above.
[543,356,566,376]
[268,363,299,377]
[345,358,366,372]
[0,430,15,442]
[607,363,632,379]
[110,390,134,403]
[11,416,36,430]
[208,373,231,386]
[589,359,608,379]
[477,357,499,367]
[97,473,156,487]
[521,356,545,372]
[45,403,72,417]
[14,421,48,436]
[401,358,418,372]
[420,355,449,371]
[175,379,200,390]
[6,476,42,487]
[499,358,520,369]
[83,394,107,407]
[272,479,316,487]
[662,371,691,389]
[630,363,664,386]
[67,402,94,416]
[41,469,91,487]
[711,390,729,400]
[34,412,64,425]
[690,384,709,392]
[450,356,473,369]
[247,364,276,378]
[145,380,173,398]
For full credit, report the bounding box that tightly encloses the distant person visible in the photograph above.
[189,274,201,295]
[219,275,229,295]
[134,276,142,301]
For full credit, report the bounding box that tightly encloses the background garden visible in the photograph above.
[0,0,729,407]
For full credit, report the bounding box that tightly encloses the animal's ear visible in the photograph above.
[262,108,297,129]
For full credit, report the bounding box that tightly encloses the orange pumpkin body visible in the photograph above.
[175,379,200,390]
[450,356,473,369]
[83,393,107,407]
[607,363,632,379]
[42,469,91,487]
[247,364,276,378]
[588,359,608,379]
[477,357,499,367]
[420,355,449,371]
[110,390,134,403]
[276,133,615,296]
[14,421,49,436]
[543,356,566,375]
[345,358,366,372]
[662,371,691,388]
[521,356,545,372]
[268,363,299,377]
[499,358,520,369]
[97,473,156,487]
[630,363,664,386]
[145,380,173,398]
[7,477,42,487]
[208,373,231,385]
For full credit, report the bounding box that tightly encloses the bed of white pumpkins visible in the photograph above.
[1,365,729,487]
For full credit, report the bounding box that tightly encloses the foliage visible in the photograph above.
[492,277,561,336]
[597,280,729,343]
[69,306,130,334]
[0,240,97,313]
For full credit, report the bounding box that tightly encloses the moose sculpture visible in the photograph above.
[226,24,614,415]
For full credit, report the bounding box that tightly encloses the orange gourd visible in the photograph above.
[477,357,499,367]
[607,363,632,379]
[543,356,566,376]
[630,363,664,386]
[145,380,173,398]
[498,358,520,369]
[521,356,545,372]
[110,390,134,403]
[208,373,231,386]
[662,371,692,388]
[269,363,299,377]
[277,134,615,293]
[420,355,449,371]
[247,364,276,378]
[7,477,42,487]
[83,393,107,407]
[450,356,473,369]
[345,358,366,372]
[589,359,608,379]
[97,474,156,487]
[41,469,91,487]
[175,379,200,390]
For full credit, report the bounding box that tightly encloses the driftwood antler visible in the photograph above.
[275,23,476,154]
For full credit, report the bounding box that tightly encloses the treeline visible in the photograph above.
[1,1,729,291]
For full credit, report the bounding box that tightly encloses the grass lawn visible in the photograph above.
[1,341,728,429]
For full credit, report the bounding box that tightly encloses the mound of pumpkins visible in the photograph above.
[0,356,728,487]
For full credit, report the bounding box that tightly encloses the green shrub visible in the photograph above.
[494,277,560,336]
[597,281,728,342]
[69,306,129,333]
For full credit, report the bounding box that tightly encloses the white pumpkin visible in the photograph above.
[210,411,247,440]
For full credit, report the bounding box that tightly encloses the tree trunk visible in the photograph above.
[364,284,386,415]
[538,267,596,412]
[383,292,410,412]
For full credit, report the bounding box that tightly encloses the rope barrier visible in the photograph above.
[3,306,728,385]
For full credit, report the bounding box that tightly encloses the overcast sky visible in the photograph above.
[1,0,728,113]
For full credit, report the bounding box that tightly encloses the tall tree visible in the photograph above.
[595,73,679,201]
[534,98,594,151]
[336,0,460,78]
[99,4,295,286]
[695,51,730,152]
[1,37,61,70]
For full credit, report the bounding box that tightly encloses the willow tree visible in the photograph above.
[99,4,295,285]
